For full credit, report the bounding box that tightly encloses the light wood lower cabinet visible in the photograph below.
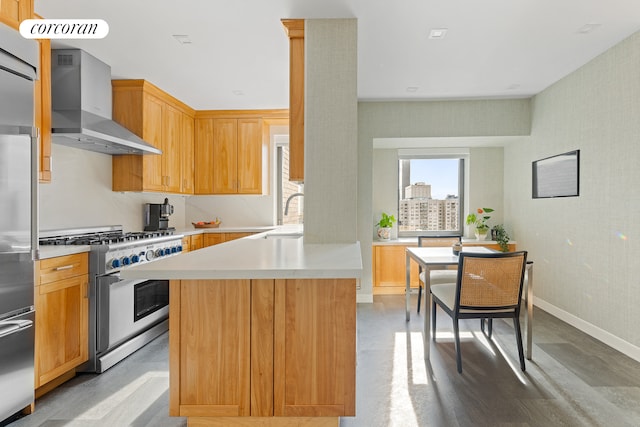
[169,278,356,425]
[373,244,419,294]
[35,253,89,392]
[204,232,255,247]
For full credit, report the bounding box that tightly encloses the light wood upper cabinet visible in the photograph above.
[212,118,262,194]
[212,118,238,194]
[0,0,32,30]
[180,113,194,194]
[236,119,262,194]
[194,118,214,194]
[35,253,89,390]
[112,80,195,194]
[162,103,182,193]
[195,112,271,195]
[140,93,164,191]
[282,19,304,183]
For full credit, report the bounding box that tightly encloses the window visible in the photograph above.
[398,157,464,236]
[277,145,304,225]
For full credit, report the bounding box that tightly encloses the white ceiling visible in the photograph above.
[35,0,640,111]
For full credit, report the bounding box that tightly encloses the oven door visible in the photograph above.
[96,273,169,353]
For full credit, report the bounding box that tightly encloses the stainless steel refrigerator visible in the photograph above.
[0,23,39,423]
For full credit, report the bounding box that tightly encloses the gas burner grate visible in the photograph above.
[39,228,175,246]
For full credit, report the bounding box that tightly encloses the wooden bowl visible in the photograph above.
[192,222,221,229]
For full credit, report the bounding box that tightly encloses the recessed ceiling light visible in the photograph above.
[577,23,600,34]
[406,87,419,93]
[232,90,245,96]
[428,28,448,39]
[172,34,192,44]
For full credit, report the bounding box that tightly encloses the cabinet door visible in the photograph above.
[213,118,238,194]
[173,279,251,417]
[204,233,224,247]
[0,0,31,30]
[373,245,419,289]
[274,279,356,417]
[191,234,203,250]
[236,118,262,194]
[142,94,165,191]
[194,118,214,194]
[162,104,182,193]
[181,237,191,253]
[35,275,88,387]
[180,113,194,194]
[224,232,254,242]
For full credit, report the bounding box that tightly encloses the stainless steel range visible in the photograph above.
[39,225,183,373]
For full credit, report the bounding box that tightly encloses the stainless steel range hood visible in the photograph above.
[51,49,161,155]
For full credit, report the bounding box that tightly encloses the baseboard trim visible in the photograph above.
[534,297,640,363]
[357,293,373,303]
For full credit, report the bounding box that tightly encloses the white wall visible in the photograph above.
[39,144,186,231]
[504,31,640,360]
[185,195,274,227]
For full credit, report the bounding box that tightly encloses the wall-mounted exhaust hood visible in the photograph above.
[50,49,161,155]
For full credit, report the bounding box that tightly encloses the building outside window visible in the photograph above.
[398,158,463,236]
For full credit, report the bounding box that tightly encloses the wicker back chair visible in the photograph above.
[430,251,528,373]
[416,235,461,313]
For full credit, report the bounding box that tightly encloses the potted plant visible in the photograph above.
[491,224,510,252]
[375,212,396,240]
[466,207,494,240]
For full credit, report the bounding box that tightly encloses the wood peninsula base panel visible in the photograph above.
[169,278,356,426]
[189,417,338,427]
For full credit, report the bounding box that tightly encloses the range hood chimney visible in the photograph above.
[50,49,161,155]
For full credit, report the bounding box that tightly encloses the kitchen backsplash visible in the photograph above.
[39,144,274,232]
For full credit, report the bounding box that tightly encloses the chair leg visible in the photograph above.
[480,318,485,334]
[487,318,493,338]
[513,316,526,371]
[417,284,422,313]
[431,299,437,341]
[454,318,462,373]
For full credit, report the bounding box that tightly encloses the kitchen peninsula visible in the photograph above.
[121,234,362,427]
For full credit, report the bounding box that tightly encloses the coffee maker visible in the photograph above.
[144,198,174,231]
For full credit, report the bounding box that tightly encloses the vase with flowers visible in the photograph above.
[466,207,494,240]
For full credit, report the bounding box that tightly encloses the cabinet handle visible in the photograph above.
[54,265,74,271]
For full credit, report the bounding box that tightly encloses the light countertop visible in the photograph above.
[120,235,362,280]
[37,245,91,260]
[174,225,276,236]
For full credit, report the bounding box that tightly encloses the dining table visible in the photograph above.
[405,246,534,361]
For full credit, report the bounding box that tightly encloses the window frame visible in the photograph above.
[397,155,465,238]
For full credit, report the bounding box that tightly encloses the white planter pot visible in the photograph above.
[474,230,488,241]
[377,227,391,240]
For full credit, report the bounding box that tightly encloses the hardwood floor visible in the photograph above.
[7,294,640,426]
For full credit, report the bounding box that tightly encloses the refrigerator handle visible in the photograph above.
[31,128,39,260]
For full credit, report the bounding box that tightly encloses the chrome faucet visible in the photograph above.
[284,193,304,215]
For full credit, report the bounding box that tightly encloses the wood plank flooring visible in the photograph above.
[7,294,640,426]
